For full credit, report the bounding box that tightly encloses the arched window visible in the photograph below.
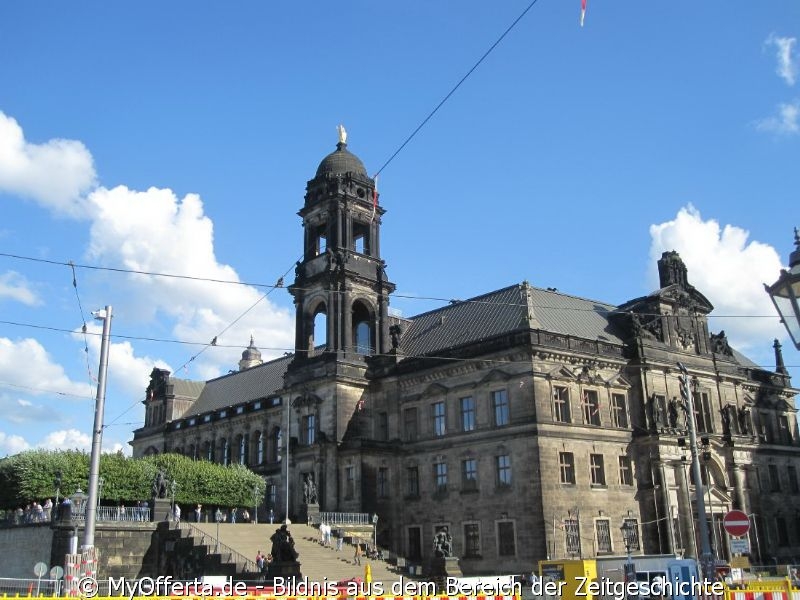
[313,307,327,351]
[220,437,229,466]
[269,426,282,463]
[238,434,248,465]
[352,301,374,355]
[256,431,264,465]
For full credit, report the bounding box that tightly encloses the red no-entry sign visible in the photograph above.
[724,510,750,537]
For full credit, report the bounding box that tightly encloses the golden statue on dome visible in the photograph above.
[337,124,347,145]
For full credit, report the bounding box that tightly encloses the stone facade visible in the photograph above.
[131,136,800,575]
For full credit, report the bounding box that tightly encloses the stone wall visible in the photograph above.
[0,523,53,578]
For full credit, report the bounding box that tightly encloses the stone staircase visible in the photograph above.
[188,522,407,588]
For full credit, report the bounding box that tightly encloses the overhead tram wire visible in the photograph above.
[0,250,785,319]
[372,0,543,178]
[103,256,302,428]
[68,261,99,390]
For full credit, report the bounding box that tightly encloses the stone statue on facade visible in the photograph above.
[389,324,403,350]
[433,527,453,558]
[668,397,680,429]
[303,474,318,505]
[738,406,751,435]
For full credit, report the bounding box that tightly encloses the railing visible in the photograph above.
[178,521,259,574]
[317,512,372,526]
[0,577,61,596]
[65,505,151,522]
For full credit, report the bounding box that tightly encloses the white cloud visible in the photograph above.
[39,428,92,451]
[0,337,95,399]
[649,206,786,355]
[84,185,294,379]
[0,432,31,456]
[766,34,798,86]
[0,270,42,305]
[0,111,96,216]
[756,100,800,135]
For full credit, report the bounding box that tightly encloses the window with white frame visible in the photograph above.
[554,386,571,423]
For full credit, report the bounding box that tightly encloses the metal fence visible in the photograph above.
[0,577,61,597]
[317,512,371,525]
[178,521,259,574]
[62,505,151,522]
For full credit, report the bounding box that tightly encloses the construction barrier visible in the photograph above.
[725,580,800,600]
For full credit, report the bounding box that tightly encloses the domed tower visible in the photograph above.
[288,126,396,363]
[238,335,263,370]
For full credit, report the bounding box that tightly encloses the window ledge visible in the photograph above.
[590,484,608,490]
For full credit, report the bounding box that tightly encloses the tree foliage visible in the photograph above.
[0,450,265,509]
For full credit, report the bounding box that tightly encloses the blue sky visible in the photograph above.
[0,1,798,456]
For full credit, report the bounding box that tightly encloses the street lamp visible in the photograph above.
[372,513,379,549]
[215,507,223,553]
[54,470,63,512]
[620,520,636,583]
[253,485,259,524]
[765,228,800,350]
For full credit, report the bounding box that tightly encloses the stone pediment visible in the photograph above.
[421,383,449,398]
[476,368,513,386]
[546,366,579,381]
[605,372,632,389]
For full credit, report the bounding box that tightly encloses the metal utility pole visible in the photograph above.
[284,395,291,524]
[83,306,112,552]
[678,362,715,580]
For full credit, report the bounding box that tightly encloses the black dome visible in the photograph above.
[315,142,367,177]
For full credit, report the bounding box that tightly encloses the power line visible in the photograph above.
[374,0,542,177]
[0,250,785,318]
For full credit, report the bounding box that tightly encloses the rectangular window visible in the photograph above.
[345,466,355,499]
[788,465,799,494]
[404,407,418,441]
[553,386,571,423]
[267,484,276,508]
[377,467,388,498]
[779,415,792,444]
[596,519,612,554]
[434,462,448,490]
[406,466,419,497]
[565,518,581,555]
[460,396,476,431]
[492,389,509,426]
[560,452,576,484]
[582,390,601,426]
[693,392,714,433]
[257,432,264,465]
[497,521,516,556]
[407,526,422,560]
[590,453,606,486]
[611,393,629,428]
[769,464,781,492]
[496,455,512,487]
[463,522,481,557]
[622,518,640,551]
[303,414,316,445]
[618,456,633,486]
[462,458,478,490]
[377,412,388,441]
[432,401,446,437]
[776,517,789,547]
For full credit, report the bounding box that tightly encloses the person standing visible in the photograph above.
[354,541,362,566]
[173,504,181,523]
[195,504,202,522]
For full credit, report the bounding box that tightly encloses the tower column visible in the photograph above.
[343,288,352,354]
[732,465,747,511]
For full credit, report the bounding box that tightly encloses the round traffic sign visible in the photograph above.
[33,562,47,577]
[50,566,64,580]
[724,510,750,537]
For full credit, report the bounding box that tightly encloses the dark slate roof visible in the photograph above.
[399,283,623,358]
[181,354,292,417]
[171,379,206,398]
[316,142,367,177]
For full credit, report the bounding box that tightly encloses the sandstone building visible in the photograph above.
[131,135,800,574]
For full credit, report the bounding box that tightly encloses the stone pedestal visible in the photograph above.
[429,556,463,579]
[265,560,303,581]
[151,498,172,522]
[303,502,319,524]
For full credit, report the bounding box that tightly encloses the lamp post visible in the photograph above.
[765,228,800,350]
[54,470,62,512]
[83,306,112,553]
[621,520,635,579]
[215,507,223,553]
[253,485,258,524]
[372,513,379,549]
